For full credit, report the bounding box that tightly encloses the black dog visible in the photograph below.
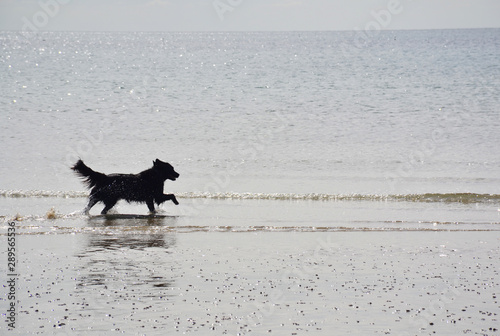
[72,159,179,214]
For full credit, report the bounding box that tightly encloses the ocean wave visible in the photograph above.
[177,192,500,204]
[0,190,88,198]
[1,189,499,204]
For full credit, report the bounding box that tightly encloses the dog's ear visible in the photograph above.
[153,160,157,166]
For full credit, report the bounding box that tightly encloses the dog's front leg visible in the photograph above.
[146,199,156,213]
[163,194,179,205]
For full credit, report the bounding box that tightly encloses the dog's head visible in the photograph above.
[153,159,180,181]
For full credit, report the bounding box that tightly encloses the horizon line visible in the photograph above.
[1,27,499,34]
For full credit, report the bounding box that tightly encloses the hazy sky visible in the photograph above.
[1,0,499,32]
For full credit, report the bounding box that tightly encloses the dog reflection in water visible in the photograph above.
[72,159,179,215]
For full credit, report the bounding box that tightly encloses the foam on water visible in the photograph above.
[1,189,499,204]
[0,189,88,198]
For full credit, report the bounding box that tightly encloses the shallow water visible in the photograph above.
[1,193,500,234]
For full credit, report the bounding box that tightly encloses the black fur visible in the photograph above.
[72,159,179,214]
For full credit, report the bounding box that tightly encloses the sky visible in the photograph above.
[0,0,499,32]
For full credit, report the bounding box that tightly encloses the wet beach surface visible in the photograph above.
[3,224,499,335]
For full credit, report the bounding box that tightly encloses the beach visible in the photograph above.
[1,197,499,335]
[4,227,500,335]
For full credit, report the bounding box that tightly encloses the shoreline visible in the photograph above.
[1,197,499,235]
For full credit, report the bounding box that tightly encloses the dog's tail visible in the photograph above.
[72,160,108,189]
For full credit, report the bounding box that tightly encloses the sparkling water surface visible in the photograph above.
[1,29,499,196]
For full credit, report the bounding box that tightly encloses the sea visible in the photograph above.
[0,29,499,335]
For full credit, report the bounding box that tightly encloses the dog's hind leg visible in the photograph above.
[83,197,98,215]
[101,199,117,215]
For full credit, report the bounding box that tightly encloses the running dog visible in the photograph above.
[72,159,179,214]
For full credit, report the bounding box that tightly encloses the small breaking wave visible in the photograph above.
[1,208,85,223]
[1,189,499,204]
[177,192,500,204]
[0,190,88,198]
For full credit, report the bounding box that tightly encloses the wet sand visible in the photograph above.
[2,229,499,335]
